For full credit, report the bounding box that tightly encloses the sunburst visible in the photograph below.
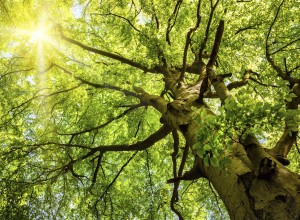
[30,27,47,42]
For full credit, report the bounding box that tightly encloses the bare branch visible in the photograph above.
[25,142,92,151]
[198,20,224,102]
[27,125,172,185]
[249,77,278,88]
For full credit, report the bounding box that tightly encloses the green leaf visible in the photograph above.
[210,157,219,168]
[204,156,210,167]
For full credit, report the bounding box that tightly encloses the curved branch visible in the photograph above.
[207,20,224,69]
[48,63,139,98]
[198,20,224,101]
[265,1,286,79]
[60,32,154,73]
[0,67,34,80]
[91,12,147,38]
[27,125,172,184]
[270,37,300,56]
[95,124,172,152]
[198,0,220,60]
[166,0,183,45]
[235,24,258,35]
[269,84,299,164]
[58,104,144,136]
[179,0,202,81]
[100,151,138,199]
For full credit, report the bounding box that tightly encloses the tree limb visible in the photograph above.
[207,20,224,68]
[199,20,224,101]
[265,0,286,80]
[58,104,144,136]
[0,67,34,80]
[270,37,300,56]
[269,84,299,163]
[91,12,146,37]
[60,32,154,73]
[100,151,138,199]
[171,130,180,181]
[235,24,258,35]
[94,124,172,152]
[198,0,220,60]
[48,63,139,98]
[166,0,183,45]
[179,0,202,81]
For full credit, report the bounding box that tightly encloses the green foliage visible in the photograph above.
[194,89,294,168]
[0,0,299,219]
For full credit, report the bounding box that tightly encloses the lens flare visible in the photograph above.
[30,27,46,42]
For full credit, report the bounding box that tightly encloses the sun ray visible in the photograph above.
[30,27,47,42]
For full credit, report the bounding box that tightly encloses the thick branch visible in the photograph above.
[207,20,224,68]
[198,0,220,60]
[179,0,202,81]
[270,84,299,163]
[166,0,183,45]
[199,20,224,101]
[33,125,172,183]
[95,124,172,152]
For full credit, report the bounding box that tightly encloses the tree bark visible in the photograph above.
[141,66,300,220]
[200,151,300,220]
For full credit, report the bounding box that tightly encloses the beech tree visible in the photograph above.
[1,0,300,219]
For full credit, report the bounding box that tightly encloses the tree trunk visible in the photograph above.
[144,86,300,219]
[181,117,300,219]
[136,62,300,219]
[202,154,300,220]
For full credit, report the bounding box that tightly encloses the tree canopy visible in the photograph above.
[0,0,300,219]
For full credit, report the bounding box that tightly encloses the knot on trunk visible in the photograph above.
[258,157,277,179]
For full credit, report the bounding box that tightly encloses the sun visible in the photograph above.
[30,27,47,42]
